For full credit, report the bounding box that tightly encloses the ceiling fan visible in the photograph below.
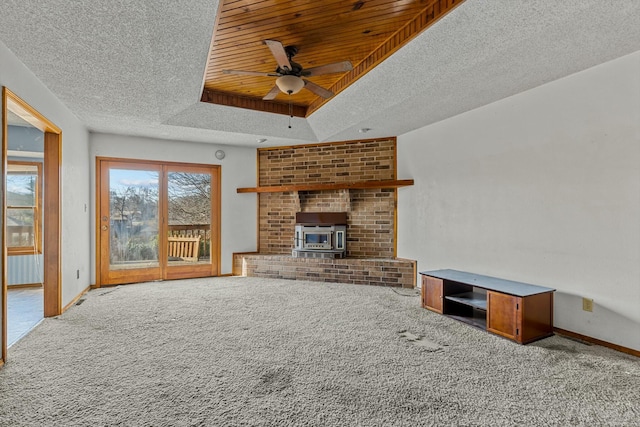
[222,40,353,100]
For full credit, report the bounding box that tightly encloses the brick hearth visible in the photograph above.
[233,254,416,288]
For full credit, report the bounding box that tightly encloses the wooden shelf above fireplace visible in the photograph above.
[237,179,414,194]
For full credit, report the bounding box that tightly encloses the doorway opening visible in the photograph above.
[2,87,62,364]
[7,159,45,348]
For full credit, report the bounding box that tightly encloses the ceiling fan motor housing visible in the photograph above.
[285,45,298,58]
[277,46,302,75]
[277,61,303,76]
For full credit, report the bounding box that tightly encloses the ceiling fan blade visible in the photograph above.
[302,61,353,77]
[263,40,293,72]
[303,80,334,99]
[263,85,281,101]
[222,69,281,77]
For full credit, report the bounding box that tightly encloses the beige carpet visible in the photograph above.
[1,276,638,426]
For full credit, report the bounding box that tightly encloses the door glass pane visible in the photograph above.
[109,169,159,269]
[167,171,211,265]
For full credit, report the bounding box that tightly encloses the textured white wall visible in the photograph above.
[397,50,640,351]
[89,133,257,276]
[1,40,91,312]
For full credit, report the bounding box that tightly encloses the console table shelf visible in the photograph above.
[420,269,555,344]
[446,292,488,311]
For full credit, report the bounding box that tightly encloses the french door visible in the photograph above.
[97,158,220,286]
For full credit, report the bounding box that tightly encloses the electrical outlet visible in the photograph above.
[582,297,593,312]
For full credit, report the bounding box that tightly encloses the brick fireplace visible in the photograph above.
[233,137,416,288]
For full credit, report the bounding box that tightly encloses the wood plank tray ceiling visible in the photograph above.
[202,0,465,117]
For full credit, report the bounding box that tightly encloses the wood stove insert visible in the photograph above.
[292,212,347,259]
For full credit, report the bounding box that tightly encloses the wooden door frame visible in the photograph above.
[1,87,62,365]
[95,157,221,287]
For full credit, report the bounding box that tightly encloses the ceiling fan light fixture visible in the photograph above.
[275,75,304,94]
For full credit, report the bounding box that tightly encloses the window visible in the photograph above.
[6,161,42,255]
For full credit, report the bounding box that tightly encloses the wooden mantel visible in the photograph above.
[237,179,414,194]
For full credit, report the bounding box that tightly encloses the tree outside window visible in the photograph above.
[6,161,42,255]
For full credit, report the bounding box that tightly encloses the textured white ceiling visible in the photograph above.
[1,0,639,147]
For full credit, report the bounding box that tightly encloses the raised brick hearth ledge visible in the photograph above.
[232,254,416,288]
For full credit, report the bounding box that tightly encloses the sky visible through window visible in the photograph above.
[109,169,158,191]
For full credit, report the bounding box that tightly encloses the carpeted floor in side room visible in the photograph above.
[1,276,638,426]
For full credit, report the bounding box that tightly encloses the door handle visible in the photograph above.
[101,225,108,231]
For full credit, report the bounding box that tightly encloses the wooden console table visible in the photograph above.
[420,269,555,344]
